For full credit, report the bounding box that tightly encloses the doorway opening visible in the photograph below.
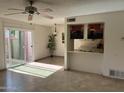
[4,27,33,68]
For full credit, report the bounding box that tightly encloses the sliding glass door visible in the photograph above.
[5,28,33,68]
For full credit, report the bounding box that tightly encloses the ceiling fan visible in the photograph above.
[4,0,54,21]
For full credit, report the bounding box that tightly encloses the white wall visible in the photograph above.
[66,11,124,77]
[52,24,65,57]
[68,51,103,74]
[33,25,51,60]
[0,17,51,69]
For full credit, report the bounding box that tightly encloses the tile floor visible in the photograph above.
[1,57,124,92]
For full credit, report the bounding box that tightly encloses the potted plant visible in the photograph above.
[47,34,56,57]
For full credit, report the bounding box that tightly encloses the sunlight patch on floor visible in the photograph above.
[9,62,63,78]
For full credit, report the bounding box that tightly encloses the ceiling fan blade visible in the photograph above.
[40,8,53,12]
[42,14,54,19]
[8,8,24,11]
[36,11,40,15]
[4,12,26,15]
[28,15,33,21]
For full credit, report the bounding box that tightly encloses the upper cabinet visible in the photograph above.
[69,24,84,39]
[68,23,104,40]
[88,23,104,39]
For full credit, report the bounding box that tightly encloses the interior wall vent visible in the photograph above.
[67,18,76,22]
[109,69,124,79]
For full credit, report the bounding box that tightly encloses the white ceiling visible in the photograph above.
[0,0,124,26]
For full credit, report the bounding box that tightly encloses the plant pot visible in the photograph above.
[50,55,54,57]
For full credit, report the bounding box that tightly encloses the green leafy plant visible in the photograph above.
[47,34,56,57]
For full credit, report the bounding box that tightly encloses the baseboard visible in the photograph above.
[53,55,64,58]
[64,68,70,71]
[35,56,50,62]
[35,56,64,62]
[0,68,7,71]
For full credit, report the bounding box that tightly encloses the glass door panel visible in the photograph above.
[5,29,25,67]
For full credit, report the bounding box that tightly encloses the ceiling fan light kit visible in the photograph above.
[28,14,33,21]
